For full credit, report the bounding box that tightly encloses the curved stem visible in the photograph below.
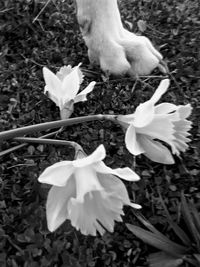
[0,114,116,141]
[14,137,82,151]
[0,129,61,157]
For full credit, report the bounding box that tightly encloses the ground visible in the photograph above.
[0,0,200,266]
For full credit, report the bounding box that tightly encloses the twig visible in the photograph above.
[32,0,52,23]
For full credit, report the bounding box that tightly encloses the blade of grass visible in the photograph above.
[158,189,191,246]
[194,254,200,264]
[148,251,183,267]
[181,192,200,247]
[126,223,188,257]
[188,201,200,251]
[0,130,60,157]
[14,137,79,148]
[132,210,173,243]
[189,200,200,236]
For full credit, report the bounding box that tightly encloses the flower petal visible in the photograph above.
[73,144,106,168]
[150,79,170,104]
[155,103,177,114]
[68,196,98,235]
[133,101,155,127]
[68,191,118,235]
[74,81,96,103]
[138,134,174,164]
[95,162,140,182]
[74,167,103,202]
[43,67,62,106]
[98,173,130,203]
[38,161,74,186]
[177,104,192,119]
[137,115,174,144]
[61,66,80,101]
[46,178,76,232]
[56,65,73,81]
[125,124,145,155]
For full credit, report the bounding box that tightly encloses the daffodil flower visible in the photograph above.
[38,144,140,236]
[43,64,96,119]
[117,79,192,164]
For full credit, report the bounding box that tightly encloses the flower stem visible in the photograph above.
[0,129,61,157]
[14,137,81,150]
[0,114,116,141]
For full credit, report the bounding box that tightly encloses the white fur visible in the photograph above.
[76,0,163,76]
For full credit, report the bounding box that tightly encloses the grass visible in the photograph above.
[0,0,199,266]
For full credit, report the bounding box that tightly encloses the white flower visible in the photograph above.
[43,64,96,116]
[117,79,192,164]
[38,145,140,236]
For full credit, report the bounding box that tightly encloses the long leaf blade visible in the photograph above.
[158,190,191,246]
[126,223,188,257]
[148,252,183,267]
[181,192,200,247]
[132,211,171,242]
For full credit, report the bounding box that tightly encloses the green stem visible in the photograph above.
[14,137,80,149]
[0,114,116,141]
[0,129,61,157]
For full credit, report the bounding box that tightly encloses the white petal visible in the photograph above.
[172,137,190,155]
[56,65,73,81]
[137,115,174,144]
[61,66,80,100]
[92,192,121,232]
[99,173,129,197]
[133,101,154,127]
[177,104,192,119]
[74,81,96,103]
[73,144,106,168]
[138,135,174,164]
[155,103,177,114]
[67,194,100,236]
[38,161,74,186]
[95,162,140,182]
[93,221,106,236]
[98,173,131,204]
[45,90,61,107]
[72,63,84,84]
[46,178,76,232]
[60,100,74,119]
[43,67,62,94]
[125,124,145,155]
[150,79,170,104]
[68,188,127,235]
[173,120,192,132]
[74,167,103,202]
[92,190,129,232]
[43,67,62,106]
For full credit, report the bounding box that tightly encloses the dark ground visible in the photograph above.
[0,0,200,266]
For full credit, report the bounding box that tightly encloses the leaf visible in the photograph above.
[181,192,200,247]
[137,20,147,32]
[189,200,200,236]
[188,201,200,251]
[148,252,183,267]
[133,211,173,242]
[194,254,200,264]
[126,223,188,257]
[158,190,191,246]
